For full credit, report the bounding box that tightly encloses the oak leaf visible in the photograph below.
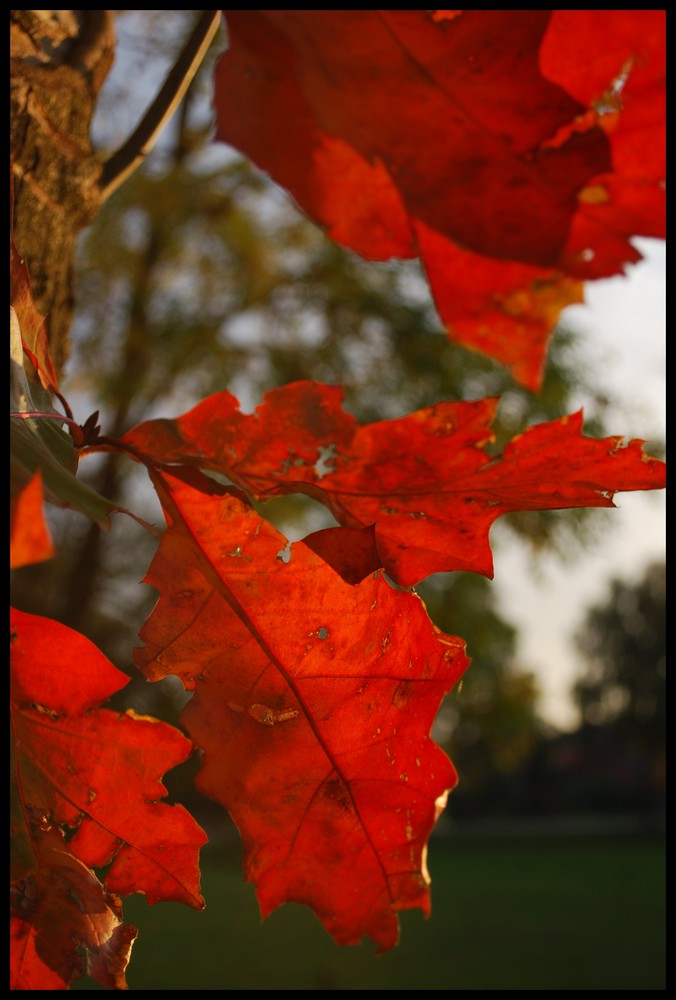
[124,381,666,588]
[10,608,207,989]
[135,468,469,951]
[10,824,137,992]
[214,10,665,388]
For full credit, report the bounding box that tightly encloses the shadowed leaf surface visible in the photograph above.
[10,302,123,535]
[10,825,137,992]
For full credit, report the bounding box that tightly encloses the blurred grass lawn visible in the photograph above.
[74,834,665,990]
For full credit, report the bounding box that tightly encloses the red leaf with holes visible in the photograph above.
[214,10,665,388]
[134,469,469,951]
[124,381,666,588]
[10,825,138,991]
[10,608,207,990]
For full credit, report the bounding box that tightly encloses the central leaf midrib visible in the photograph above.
[161,473,397,902]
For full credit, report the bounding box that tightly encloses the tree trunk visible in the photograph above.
[10,10,115,373]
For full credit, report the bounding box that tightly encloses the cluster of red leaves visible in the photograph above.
[10,9,665,990]
[11,179,206,990]
[216,9,665,389]
[10,608,206,989]
[118,381,664,952]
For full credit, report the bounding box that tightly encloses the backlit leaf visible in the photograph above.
[135,469,469,951]
[214,10,665,388]
[124,381,666,587]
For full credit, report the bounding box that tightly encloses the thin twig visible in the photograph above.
[10,410,78,429]
[99,10,222,202]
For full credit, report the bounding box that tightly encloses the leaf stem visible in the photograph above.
[79,435,160,467]
[99,10,223,201]
[10,410,78,430]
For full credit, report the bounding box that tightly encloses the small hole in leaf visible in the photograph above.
[276,542,292,563]
[315,443,337,479]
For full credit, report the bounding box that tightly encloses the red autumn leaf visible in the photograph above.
[10,824,137,991]
[541,10,666,275]
[10,470,55,570]
[123,381,666,588]
[214,10,665,388]
[135,468,469,951]
[10,608,208,989]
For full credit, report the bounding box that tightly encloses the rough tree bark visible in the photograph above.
[10,10,116,373]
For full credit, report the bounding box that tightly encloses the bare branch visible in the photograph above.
[100,10,222,201]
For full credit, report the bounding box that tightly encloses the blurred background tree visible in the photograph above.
[570,560,665,812]
[508,560,666,822]
[11,10,658,825]
[573,560,665,741]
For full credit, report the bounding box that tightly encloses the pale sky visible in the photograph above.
[492,239,666,729]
